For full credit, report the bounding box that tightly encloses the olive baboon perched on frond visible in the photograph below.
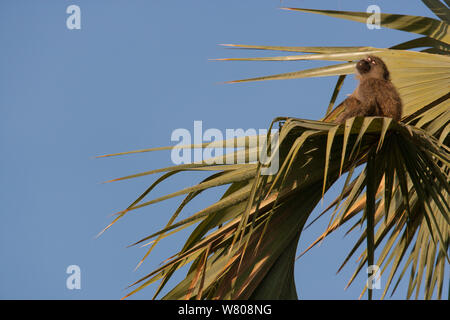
[329,56,402,124]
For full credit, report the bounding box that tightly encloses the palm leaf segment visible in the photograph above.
[100,1,450,300]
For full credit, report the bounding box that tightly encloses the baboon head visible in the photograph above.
[356,56,390,80]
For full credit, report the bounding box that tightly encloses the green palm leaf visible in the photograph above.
[281,7,450,42]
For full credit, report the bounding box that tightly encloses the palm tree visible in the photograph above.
[99,1,449,300]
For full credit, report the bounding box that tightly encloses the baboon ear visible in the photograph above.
[378,58,390,80]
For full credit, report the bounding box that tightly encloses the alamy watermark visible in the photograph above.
[367,265,381,290]
[170,121,279,175]
[66,265,81,290]
[66,5,81,30]
[366,5,381,30]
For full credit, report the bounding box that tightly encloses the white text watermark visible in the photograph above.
[171,121,279,175]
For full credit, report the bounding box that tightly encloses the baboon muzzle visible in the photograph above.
[356,59,371,74]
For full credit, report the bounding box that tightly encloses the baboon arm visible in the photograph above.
[333,96,367,124]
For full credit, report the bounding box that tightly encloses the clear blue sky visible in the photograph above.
[0,0,446,299]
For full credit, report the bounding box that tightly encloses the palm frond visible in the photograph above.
[101,3,450,300]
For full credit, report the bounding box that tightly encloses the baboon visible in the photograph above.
[329,56,402,124]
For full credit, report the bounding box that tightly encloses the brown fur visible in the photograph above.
[333,56,402,124]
